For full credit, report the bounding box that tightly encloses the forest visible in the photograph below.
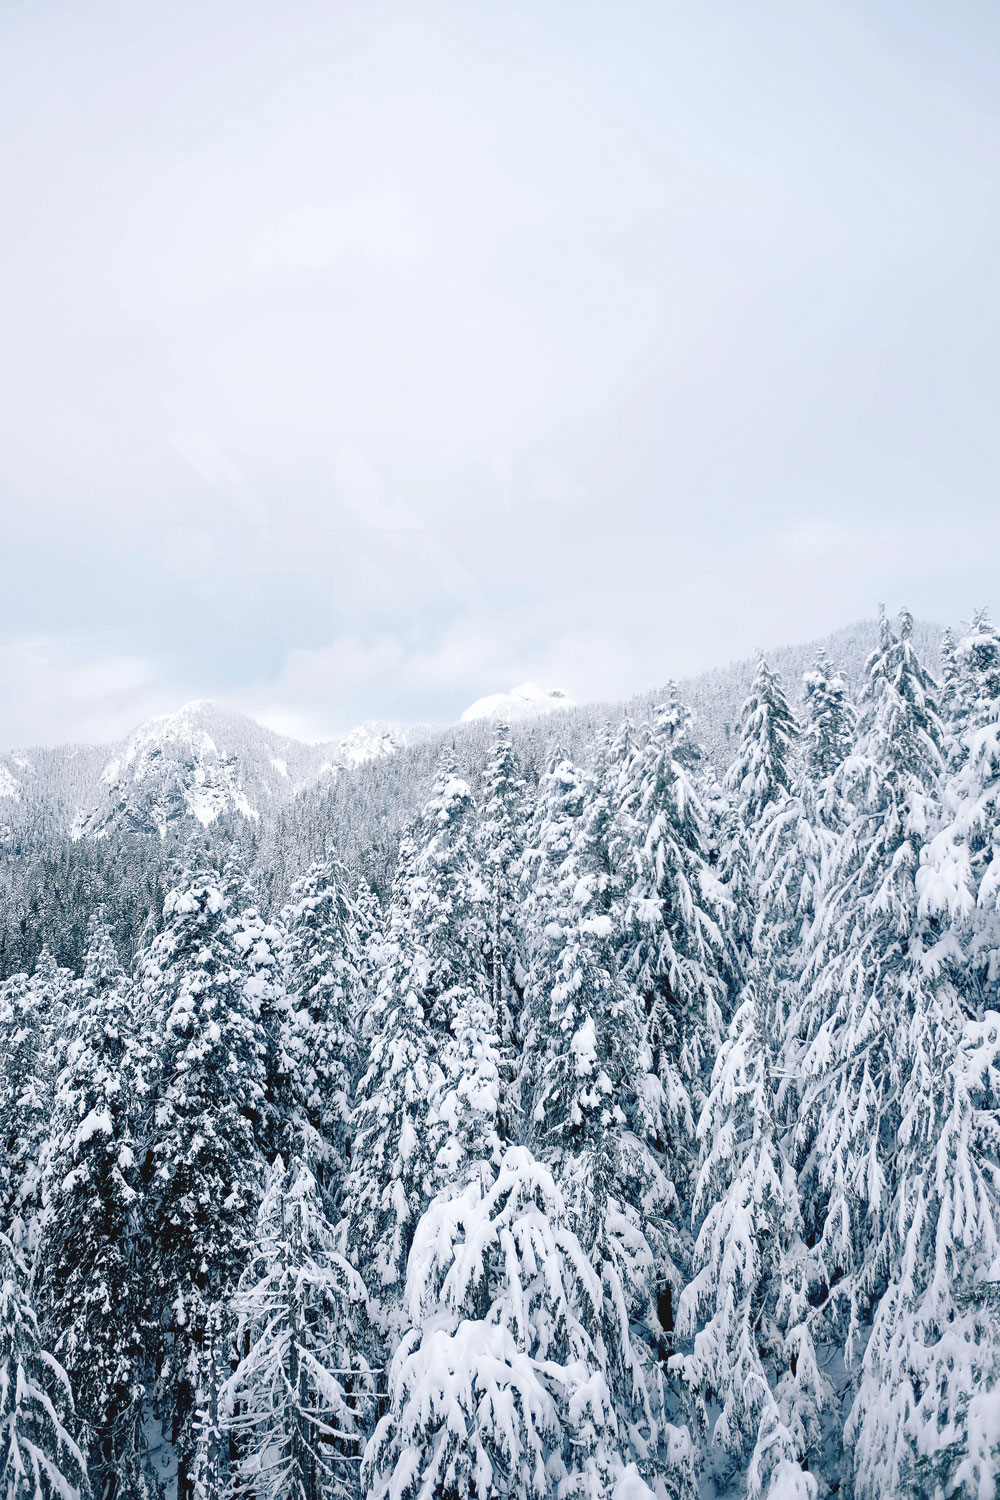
[1,607,998,1500]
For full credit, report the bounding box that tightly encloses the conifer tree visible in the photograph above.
[280,862,367,1180]
[478,723,526,1059]
[518,742,673,1486]
[0,1233,86,1500]
[801,650,855,789]
[800,650,855,831]
[364,1147,688,1500]
[618,694,735,1214]
[672,982,824,1500]
[725,658,798,833]
[347,755,492,1331]
[846,1005,1000,1499]
[798,610,945,1354]
[0,951,74,1245]
[222,1157,374,1500]
[36,919,146,1492]
[138,876,271,1496]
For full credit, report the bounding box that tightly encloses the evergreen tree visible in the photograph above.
[519,741,673,1486]
[800,650,855,790]
[345,833,446,1333]
[363,1147,690,1500]
[800,650,855,832]
[478,723,526,1062]
[280,862,367,1182]
[0,952,73,1246]
[618,694,735,1222]
[36,919,146,1494]
[0,1233,86,1500]
[798,610,945,1356]
[725,658,798,833]
[222,1158,374,1500]
[138,877,271,1496]
[672,983,824,1500]
[846,1005,1000,1499]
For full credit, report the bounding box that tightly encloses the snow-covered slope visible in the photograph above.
[77,701,305,838]
[325,720,408,769]
[1,617,945,840]
[460,682,574,723]
[74,702,411,839]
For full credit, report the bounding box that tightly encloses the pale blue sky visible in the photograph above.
[2,0,998,745]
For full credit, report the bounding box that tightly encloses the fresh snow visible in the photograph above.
[460,681,574,722]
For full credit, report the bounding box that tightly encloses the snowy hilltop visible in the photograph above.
[460,680,575,722]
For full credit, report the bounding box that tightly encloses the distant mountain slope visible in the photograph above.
[677,615,943,766]
[460,682,574,723]
[0,616,945,840]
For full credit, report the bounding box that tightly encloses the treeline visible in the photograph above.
[1,608,998,1500]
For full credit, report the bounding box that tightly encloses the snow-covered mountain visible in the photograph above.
[460,682,574,723]
[0,617,945,842]
[66,702,410,840]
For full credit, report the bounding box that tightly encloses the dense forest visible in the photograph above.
[1,608,998,1500]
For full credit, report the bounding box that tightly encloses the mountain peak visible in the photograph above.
[460,682,574,723]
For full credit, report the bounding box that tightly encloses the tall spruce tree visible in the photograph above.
[139,876,271,1498]
[222,1157,374,1500]
[348,756,492,1331]
[280,862,367,1183]
[798,610,946,1363]
[36,919,146,1494]
[0,1233,86,1500]
[672,981,824,1500]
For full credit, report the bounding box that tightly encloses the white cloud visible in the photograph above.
[0,637,181,749]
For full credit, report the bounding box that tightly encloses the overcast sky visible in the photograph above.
[2,0,999,747]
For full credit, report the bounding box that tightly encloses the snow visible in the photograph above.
[0,765,19,800]
[460,681,574,723]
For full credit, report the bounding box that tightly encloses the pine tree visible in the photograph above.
[842,611,1000,1497]
[798,610,946,1355]
[222,1157,374,1500]
[36,919,146,1493]
[518,740,675,1488]
[801,650,855,790]
[138,876,271,1496]
[846,1005,1000,1499]
[0,1233,86,1500]
[478,723,526,1063]
[618,694,735,1222]
[800,650,855,832]
[363,1147,687,1500]
[0,951,74,1246]
[280,862,367,1182]
[672,982,824,1500]
[725,658,798,833]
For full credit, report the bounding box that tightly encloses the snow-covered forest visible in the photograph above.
[1,607,999,1500]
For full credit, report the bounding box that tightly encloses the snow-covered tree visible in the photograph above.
[223,1157,375,1500]
[0,951,73,1245]
[800,650,855,793]
[478,723,526,1060]
[725,658,798,834]
[139,876,271,1493]
[798,610,946,1353]
[618,694,734,1209]
[364,1147,686,1500]
[36,918,145,1490]
[345,833,445,1331]
[280,862,367,1182]
[0,1233,86,1500]
[846,1006,1000,1500]
[672,983,824,1500]
[518,740,675,1485]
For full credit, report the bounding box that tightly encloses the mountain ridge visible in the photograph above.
[0,615,944,841]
